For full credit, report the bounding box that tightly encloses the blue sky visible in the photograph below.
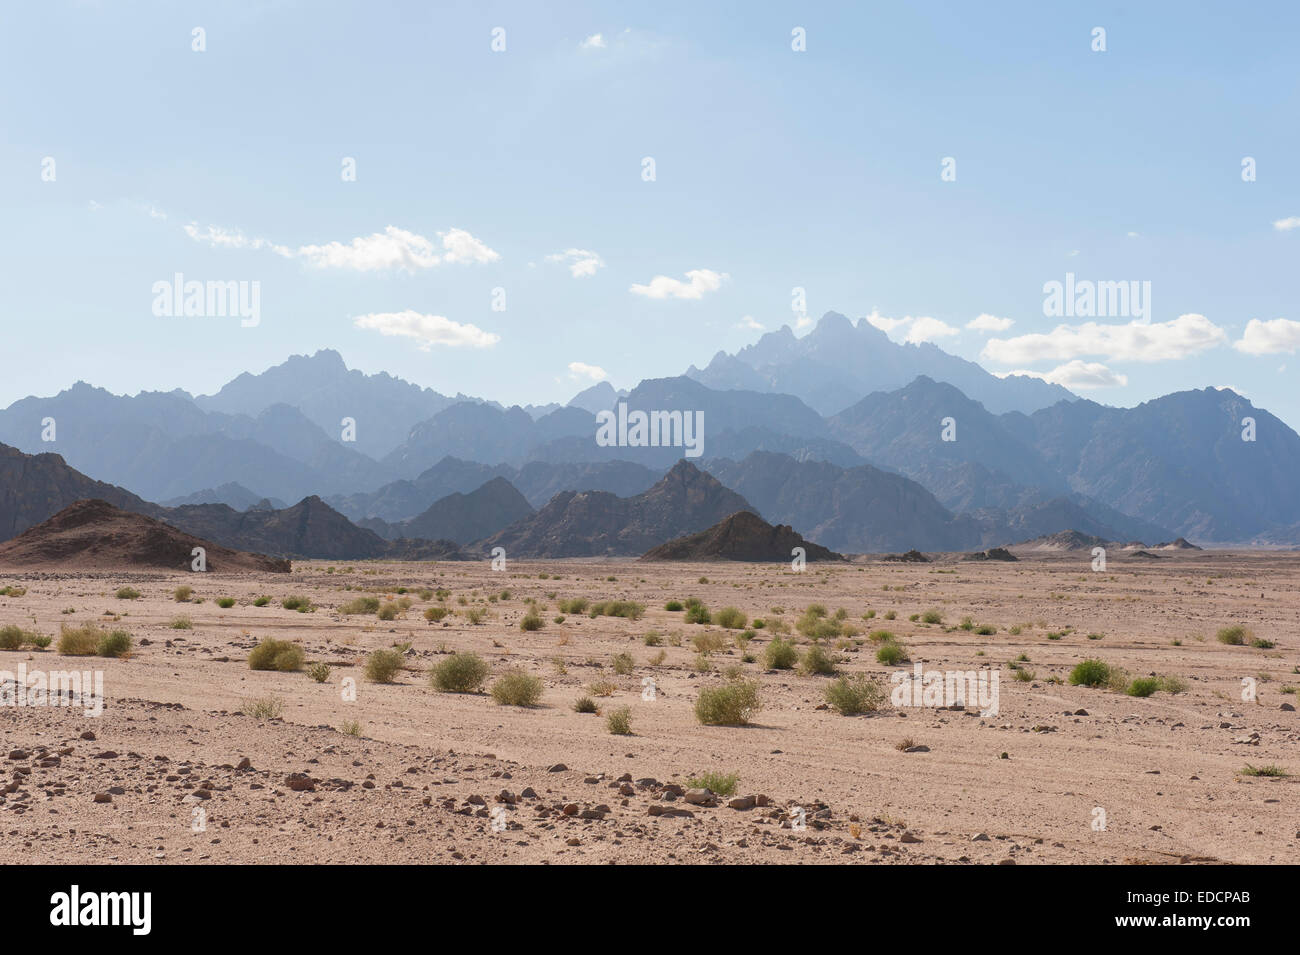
[3,0,1299,424]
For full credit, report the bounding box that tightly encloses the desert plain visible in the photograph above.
[0,551,1297,865]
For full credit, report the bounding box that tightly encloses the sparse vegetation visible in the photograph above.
[686,770,738,796]
[611,652,635,675]
[606,706,633,735]
[875,640,909,665]
[244,696,283,719]
[695,678,762,726]
[115,587,140,600]
[714,607,746,629]
[216,597,235,609]
[340,596,380,615]
[1216,626,1248,646]
[173,586,193,602]
[825,674,886,715]
[247,638,305,672]
[97,630,131,657]
[490,670,544,706]
[281,595,312,612]
[763,637,798,670]
[307,662,331,683]
[573,695,597,713]
[57,624,103,656]
[1069,658,1112,687]
[365,648,405,683]
[519,611,545,631]
[431,652,490,693]
[799,643,838,676]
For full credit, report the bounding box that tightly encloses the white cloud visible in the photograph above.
[185,223,498,271]
[546,248,605,278]
[567,361,608,382]
[630,268,727,300]
[353,311,499,350]
[1272,216,1300,231]
[981,313,1227,364]
[1233,317,1300,355]
[966,313,1014,333]
[998,360,1128,390]
[902,316,959,344]
[864,308,912,333]
[736,315,764,331]
[580,33,606,49]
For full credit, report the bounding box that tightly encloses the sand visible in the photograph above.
[0,552,1296,864]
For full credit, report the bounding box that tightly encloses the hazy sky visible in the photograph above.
[3,1,1299,424]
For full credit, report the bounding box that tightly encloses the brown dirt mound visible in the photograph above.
[640,509,842,562]
[0,499,290,573]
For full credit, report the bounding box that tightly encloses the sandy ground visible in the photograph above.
[0,552,1297,865]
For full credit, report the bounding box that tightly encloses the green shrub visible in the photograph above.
[1156,674,1188,694]
[307,662,331,683]
[573,695,597,713]
[1216,626,1248,645]
[1068,658,1112,687]
[244,696,282,719]
[115,587,140,600]
[281,595,311,611]
[606,706,633,735]
[97,630,131,658]
[686,771,738,796]
[664,600,684,612]
[57,625,101,656]
[921,609,942,624]
[695,679,761,726]
[424,606,449,622]
[520,612,545,631]
[1251,638,1275,649]
[0,625,25,650]
[611,652,634,675]
[714,607,747,630]
[32,634,51,649]
[173,586,193,602]
[799,643,838,676]
[247,638,305,672]
[875,640,908,665]
[431,652,489,693]
[558,598,589,614]
[365,648,405,683]
[692,631,727,655]
[376,602,399,621]
[216,597,235,609]
[590,600,645,620]
[169,615,192,629]
[465,608,487,625]
[252,596,271,607]
[685,603,711,625]
[340,596,380,615]
[490,670,544,706]
[763,637,798,670]
[825,674,886,715]
[1126,677,1160,697]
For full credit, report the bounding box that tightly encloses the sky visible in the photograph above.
[2,1,1299,424]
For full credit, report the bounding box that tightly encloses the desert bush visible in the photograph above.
[0,586,27,597]
[115,587,140,600]
[173,586,193,602]
[664,600,684,612]
[169,615,192,629]
[763,637,798,670]
[281,595,311,612]
[1068,658,1112,687]
[825,674,886,715]
[573,695,597,713]
[695,679,761,726]
[57,624,101,656]
[252,595,271,607]
[714,607,747,630]
[875,640,909,665]
[691,631,727,655]
[365,648,405,683]
[247,638,305,672]
[686,770,738,796]
[431,652,490,693]
[558,598,589,614]
[0,625,25,650]
[216,597,235,609]
[1216,626,1248,645]
[643,631,662,646]
[519,611,545,631]
[590,600,645,620]
[376,601,400,621]
[588,679,617,697]
[244,696,283,719]
[307,662,331,683]
[611,652,635,675]
[340,596,380,615]
[97,630,131,658]
[424,606,449,622]
[1156,674,1188,694]
[606,706,633,735]
[1126,676,1160,697]
[465,608,487,625]
[685,603,711,625]
[799,643,838,676]
[490,670,544,706]
[340,719,363,736]
[921,609,942,624]
[31,634,51,649]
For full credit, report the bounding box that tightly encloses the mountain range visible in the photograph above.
[3,311,1299,550]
